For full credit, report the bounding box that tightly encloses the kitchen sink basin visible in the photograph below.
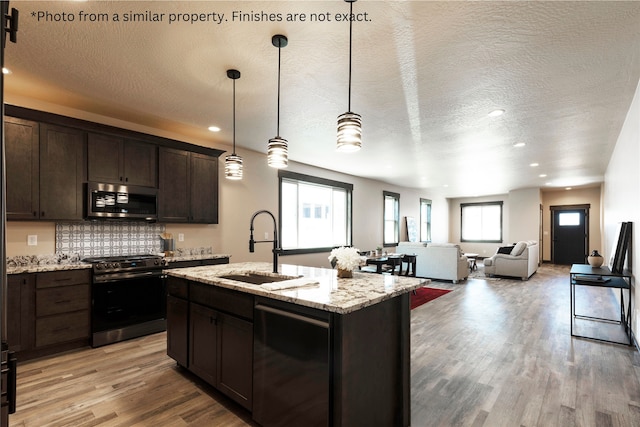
[219,273,297,285]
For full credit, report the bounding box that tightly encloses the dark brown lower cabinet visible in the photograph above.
[7,274,35,353]
[34,270,90,355]
[166,295,188,367]
[189,303,218,386]
[8,270,91,361]
[167,277,254,411]
[218,313,253,409]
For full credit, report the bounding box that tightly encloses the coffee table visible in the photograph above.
[464,253,479,271]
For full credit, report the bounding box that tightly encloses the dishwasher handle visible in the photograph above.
[255,303,329,329]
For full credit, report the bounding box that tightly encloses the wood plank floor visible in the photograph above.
[10,263,640,426]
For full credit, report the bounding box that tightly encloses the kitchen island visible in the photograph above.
[166,262,428,427]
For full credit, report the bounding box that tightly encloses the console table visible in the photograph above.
[570,264,632,346]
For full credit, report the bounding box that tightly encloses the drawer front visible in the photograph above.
[167,277,189,299]
[36,269,90,289]
[190,283,253,320]
[35,310,90,347]
[36,284,90,317]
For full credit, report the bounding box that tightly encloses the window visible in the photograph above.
[383,191,400,246]
[420,198,432,242]
[279,171,353,253]
[461,201,503,243]
[558,212,580,226]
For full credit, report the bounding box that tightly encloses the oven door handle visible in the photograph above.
[93,270,166,283]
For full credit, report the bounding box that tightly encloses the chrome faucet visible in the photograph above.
[249,210,281,273]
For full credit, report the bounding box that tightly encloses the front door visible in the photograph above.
[551,205,589,265]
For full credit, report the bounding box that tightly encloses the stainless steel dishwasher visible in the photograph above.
[253,298,331,427]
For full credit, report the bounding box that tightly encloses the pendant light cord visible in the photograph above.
[232,78,236,155]
[276,39,282,136]
[347,0,353,112]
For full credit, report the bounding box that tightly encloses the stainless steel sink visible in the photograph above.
[219,273,297,285]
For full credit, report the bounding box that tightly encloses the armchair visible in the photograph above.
[483,240,539,280]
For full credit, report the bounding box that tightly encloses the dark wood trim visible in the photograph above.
[549,203,591,211]
[5,105,225,158]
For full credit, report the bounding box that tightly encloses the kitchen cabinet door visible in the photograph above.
[39,124,86,220]
[159,148,219,223]
[88,134,157,187]
[87,133,123,184]
[218,313,253,410]
[5,117,39,220]
[189,153,219,224]
[167,295,189,367]
[7,274,35,353]
[189,302,218,386]
[123,140,157,187]
[159,147,190,222]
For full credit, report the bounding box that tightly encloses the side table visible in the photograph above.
[569,264,632,346]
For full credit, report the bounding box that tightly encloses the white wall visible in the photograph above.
[508,188,541,244]
[603,78,640,334]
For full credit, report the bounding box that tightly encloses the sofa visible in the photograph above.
[396,242,469,283]
[483,240,539,280]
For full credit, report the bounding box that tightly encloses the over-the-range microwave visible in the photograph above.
[86,182,158,221]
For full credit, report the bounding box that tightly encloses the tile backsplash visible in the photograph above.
[56,222,165,258]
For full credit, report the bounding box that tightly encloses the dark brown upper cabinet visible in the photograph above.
[5,117,40,220]
[39,124,86,220]
[159,148,219,224]
[87,133,157,188]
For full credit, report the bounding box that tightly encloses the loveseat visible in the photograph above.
[483,240,539,280]
[396,242,469,283]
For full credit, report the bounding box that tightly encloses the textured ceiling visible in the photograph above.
[4,1,640,198]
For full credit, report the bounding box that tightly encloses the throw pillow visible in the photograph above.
[497,245,514,254]
[511,241,527,256]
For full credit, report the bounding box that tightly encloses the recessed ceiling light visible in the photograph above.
[529,163,539,167]
[488,109,505,117]
[512,142,526,148]
[208,126,221,132]
[539,174,547,178]
[2,67,11,75]
[565,187,572,190]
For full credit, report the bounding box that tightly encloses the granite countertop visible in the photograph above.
[7,261,92,275]
[6,252,232,275]
[164,253,231,263]
[166,262,429,314]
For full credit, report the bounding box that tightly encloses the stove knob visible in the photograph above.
[113,262,120,269]
[96,264,103,270]
[154,259,159,265]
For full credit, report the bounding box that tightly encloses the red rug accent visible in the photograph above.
[410,287,452,310]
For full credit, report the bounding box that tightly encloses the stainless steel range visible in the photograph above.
[84,254,168,347]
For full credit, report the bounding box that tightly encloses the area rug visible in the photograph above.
[410,287,452,310]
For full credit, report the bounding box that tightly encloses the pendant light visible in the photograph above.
[225,69,243,180]
[267,34,289,168]
[337,0,362,153]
